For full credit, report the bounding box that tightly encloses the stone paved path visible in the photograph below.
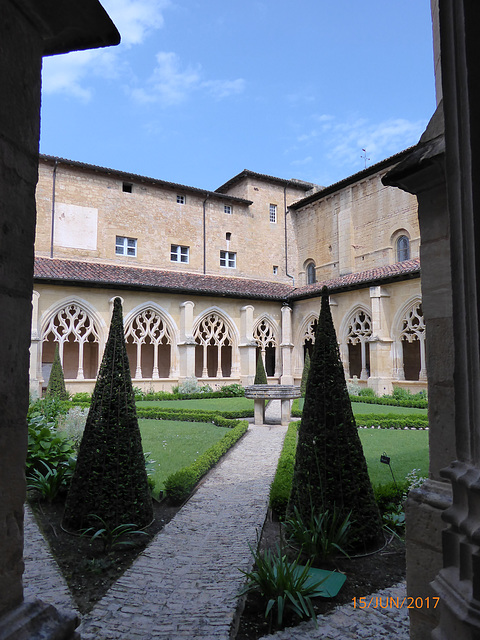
[23,414,410,640]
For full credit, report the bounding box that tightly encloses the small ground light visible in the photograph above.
[380,451,398,489]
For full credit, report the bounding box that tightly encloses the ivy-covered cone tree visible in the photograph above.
[46,343,69,400]
[287,288,382,551]
[254,352,268,384]
[62,298,153,532]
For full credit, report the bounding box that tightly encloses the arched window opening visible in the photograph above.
[254,318,278,377]
[194,313,233,378]
[306,262,316,284]
[42,304,100,381]
[346,310,372,380]
[400,303,426,381]
[397,235,410,262]
[124,308,172,379]
[303,318,318,360]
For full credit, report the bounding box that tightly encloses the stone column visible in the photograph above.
[178,301,196,379]
[383,103,454,639]
[368,286,394,396]
[280,304,294,385]
[29,290,43,397]
[238,305,257,386]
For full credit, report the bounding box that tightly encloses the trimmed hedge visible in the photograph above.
[349,394,428,409]
[355,414,428,430]
[268,422,299,520]
[164,420,249,504]
[136,407,252,422]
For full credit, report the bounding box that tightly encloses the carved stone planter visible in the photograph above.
[244,384,301,426]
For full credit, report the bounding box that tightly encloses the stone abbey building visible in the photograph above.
[31,150,424,396]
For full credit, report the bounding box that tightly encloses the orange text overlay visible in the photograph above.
[352,596,440,610]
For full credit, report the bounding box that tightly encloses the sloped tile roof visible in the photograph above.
[289,259,421,300]
[34,257,420,302]
[34,257,294,301]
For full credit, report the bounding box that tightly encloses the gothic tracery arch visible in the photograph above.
[124,306,174,379]
[253,316,279,377]
[193,310,237,378]
[41,300,103,380]
[344,307,372,380]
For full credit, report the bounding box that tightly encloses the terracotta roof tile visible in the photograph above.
[34,257,420,301]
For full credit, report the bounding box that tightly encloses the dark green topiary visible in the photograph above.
[300,350,311,397]
[46,344,69,401]
[62,298,153,532]
[254,353,268,384]
[287,288,382,551]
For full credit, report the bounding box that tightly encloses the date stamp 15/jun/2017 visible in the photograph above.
[352,596,440,610]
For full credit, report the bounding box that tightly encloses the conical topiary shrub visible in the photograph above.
[62,298,153,532]
[46,343,69,401]
[254,352,268,384]
[287,287,382,551]
[300,350,311,397]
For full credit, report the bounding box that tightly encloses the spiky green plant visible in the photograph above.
[287,287,382,551]
[62,297,153,532]
[254,353,268,384]
[46,344,69,400]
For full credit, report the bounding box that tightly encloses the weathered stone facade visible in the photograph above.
[31,153,424,399]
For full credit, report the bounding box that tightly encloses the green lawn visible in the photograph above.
[352,402,428,416]
[137,397,254,412]
[359,428,428,486]
[139,419,230,493]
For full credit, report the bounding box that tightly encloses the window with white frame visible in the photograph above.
[224,205,232,215]
[220,250,236,268]
[115,236,137,256]
[269,204,277,223]
[170,244,189,263]
[177,194,185,204]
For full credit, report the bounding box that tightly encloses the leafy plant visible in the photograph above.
[57,406,88,449]
[27,413,76,476]
[219,383,245,397]
[27,460,74,502]
[239,543,323,629]
[358,387,377,398]
[80,514,148,553]
[285,505,352,562]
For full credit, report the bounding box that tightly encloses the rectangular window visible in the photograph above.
[273,265,278,275]
[220,250,236,268]
[177,194,186,204]
[115,236,137,256]
[269,204,277,223]
[122,182,133,193]
[224,205,232,215]
[171,244,189,263]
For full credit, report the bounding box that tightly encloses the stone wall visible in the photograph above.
[0,1,42,617]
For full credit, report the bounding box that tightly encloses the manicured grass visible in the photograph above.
[353,402,428,416]
[359,428,428,487]
[137,397,254,412]
[139,419,229,492]
[294,398,427,416]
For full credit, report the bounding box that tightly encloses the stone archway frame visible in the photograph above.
[40,295,107,381]
[123,302,180,379]
[192,306,241,379]
[253,314,281,377]
[339,303,373,381]
[293,311,319,378]
[391,295,425,381]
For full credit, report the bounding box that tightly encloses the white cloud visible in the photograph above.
[129,51,246,106]
[41,0,169,100]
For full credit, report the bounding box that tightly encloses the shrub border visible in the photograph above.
[268,421,299,520]
[164,420,249,504]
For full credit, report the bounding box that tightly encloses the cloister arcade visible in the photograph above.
[31,288,427,395]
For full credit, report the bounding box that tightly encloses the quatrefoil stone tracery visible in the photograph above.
[401,304,425,343]
[44,304,100,344]
[254,319,277,350]
[194,314,231,347]
[124,309,172,346]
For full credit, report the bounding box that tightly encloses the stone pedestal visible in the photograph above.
[245,385,301,425]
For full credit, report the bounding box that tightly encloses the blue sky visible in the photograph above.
[40,1,436,192]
